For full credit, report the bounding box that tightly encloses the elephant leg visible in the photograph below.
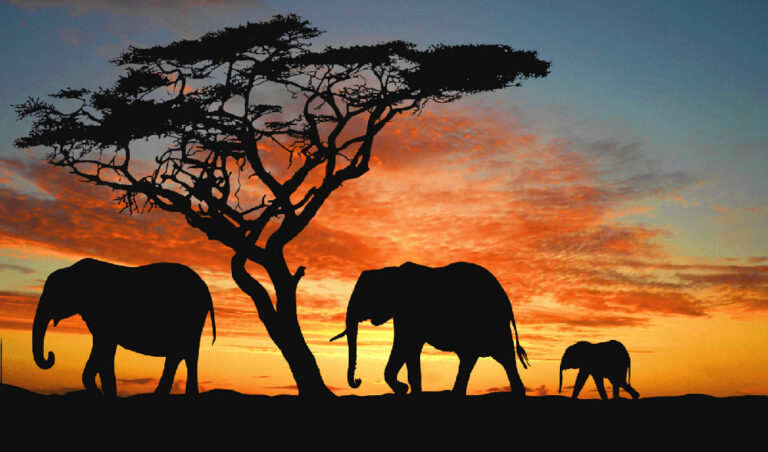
[95,342,118,398]
[155,355,182,395]
[621,381,640,400]
[492,349,525,398]
[82,347,100,393]
[612,379,621,399]
[452,353,478,395]
[571,369,589,399]
[384,341,409,395]
[184,349,200,396]
[593,376,608,400]
[405,343,424,394]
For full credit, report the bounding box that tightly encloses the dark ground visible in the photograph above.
[2,383,764,447]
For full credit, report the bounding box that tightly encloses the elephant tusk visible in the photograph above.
[329,329,347,342]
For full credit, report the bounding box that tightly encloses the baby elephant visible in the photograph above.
[32,258,216,396]
[559,340,639,400]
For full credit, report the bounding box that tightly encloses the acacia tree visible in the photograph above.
[15,14,549,397]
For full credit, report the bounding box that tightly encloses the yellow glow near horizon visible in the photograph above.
[5,308,768,397]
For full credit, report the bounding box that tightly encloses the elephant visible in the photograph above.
[330,261,529,396]
[559,340,639,400]
[32,258,216,397]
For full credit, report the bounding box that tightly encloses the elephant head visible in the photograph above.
[32,267,81,369]
[330,266,404,388]
[558,341,590,393]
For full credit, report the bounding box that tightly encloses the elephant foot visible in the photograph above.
[183,387,200,397]
[83,384,100,395]
[390,381,409,395]
[81,388,102,399]
[82,381,104,397]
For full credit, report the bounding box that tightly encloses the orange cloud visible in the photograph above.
[0,156,232,270]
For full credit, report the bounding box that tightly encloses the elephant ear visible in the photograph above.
[348,269,389,324]
[369,266,404,325]
[572,341,593,366]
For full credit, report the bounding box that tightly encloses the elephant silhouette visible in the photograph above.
[32,258,216,396]
[331,261,529,396]
[559,340,639,400]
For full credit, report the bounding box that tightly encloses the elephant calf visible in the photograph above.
[559,340,639,400]
[33,258,216,397]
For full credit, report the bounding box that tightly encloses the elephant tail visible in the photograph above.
[205,286,217,345]
[511,314,529,369]
[209,304,217,345]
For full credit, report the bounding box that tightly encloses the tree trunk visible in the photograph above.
[231,253,334,398]
[269,309,334,398]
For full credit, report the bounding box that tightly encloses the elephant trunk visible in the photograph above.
[346,321,361,388]
[32,300,55,369]
[558,356,566,394]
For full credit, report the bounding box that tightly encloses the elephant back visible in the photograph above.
[424,262,515,353]
[443,262,514,318]
[80,260,213,356]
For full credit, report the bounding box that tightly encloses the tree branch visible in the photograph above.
[231,253,276,322]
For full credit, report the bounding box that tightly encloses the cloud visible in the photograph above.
[264,384,297,391]
[8,0,259,13]
[57,27,87,46]
[0,263,35,274]
[168,379,214,394]
[7,0,272,43]
[711,205,767,224]
[677,266,768,289]
[481,385,511,393]
[0,156,233,272]
[482,384,547,396]
[116,377,156,386]
[531,384,549,396]
[521,308,649,328]
[0,290,40,330]
[264,384,347,392]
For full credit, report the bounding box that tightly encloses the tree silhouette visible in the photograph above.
[15,14,550,397]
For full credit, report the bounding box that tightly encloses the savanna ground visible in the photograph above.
[1,383,764,446]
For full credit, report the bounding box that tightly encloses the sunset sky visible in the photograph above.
[1,0,767,398]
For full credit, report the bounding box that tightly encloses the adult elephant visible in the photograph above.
[331,262,529,396]
[32,258,216,397]
[559,340,639,400]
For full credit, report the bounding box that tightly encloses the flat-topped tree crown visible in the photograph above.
[15,14,549,397]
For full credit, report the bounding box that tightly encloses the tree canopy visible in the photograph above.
[15,14,549,261]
